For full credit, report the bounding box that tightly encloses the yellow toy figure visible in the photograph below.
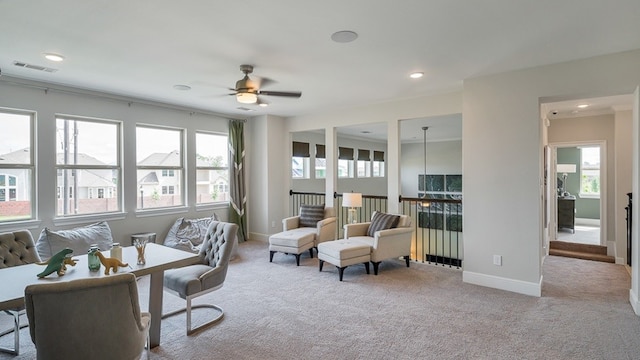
[95,251,129,275]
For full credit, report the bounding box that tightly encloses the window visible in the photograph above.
[137,126,184,210]
[315,144,326,179]
[196,132,229,204]
[357,149,371,178]
[56,116,121,216]
[292,141,310,179]
[372,151,385,177]
[580,146,600,198]
[338,147,354,178]
[0,109,34,222]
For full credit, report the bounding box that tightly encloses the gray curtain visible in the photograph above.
[229,119,247,242]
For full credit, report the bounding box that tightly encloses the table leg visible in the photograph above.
[148,270,164,348]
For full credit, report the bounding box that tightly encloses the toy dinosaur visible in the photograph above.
[95,251,129,275]
[36,248,75,278]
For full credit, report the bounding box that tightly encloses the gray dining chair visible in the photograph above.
[163,220,237,335]
[0,230,41,355]
[24,273,150,360]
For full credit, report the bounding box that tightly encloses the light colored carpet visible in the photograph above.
[557,225,601,245]
[2,240,640,360]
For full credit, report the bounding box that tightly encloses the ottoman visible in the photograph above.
[269,229,315,266]
[317,240,371,281]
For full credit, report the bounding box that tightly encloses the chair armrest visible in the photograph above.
[316,217,337,242]
[344,222,371,238]
[371,227,414,261]
[282,216,300,231]
[199,265,227,290]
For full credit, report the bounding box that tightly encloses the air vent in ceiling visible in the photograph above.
[236,107,255,112]
[13,61,58,73]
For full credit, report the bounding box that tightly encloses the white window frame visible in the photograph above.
[195,131,229,205]
[55,115,122,218]
[579,146,601,199]
[0,108,35,224]
[136,124,185,211]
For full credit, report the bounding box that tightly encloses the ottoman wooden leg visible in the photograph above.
[372,261,380,275]
[319,259,324,272]
[404,255,410,267]
[338,266,346,281]
[364,262,370,274]
[309,248,314,259]
[270,251,275,263]
[295,254,301,266]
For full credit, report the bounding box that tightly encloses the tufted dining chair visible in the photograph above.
[0,230,41,355]
[24,273,150,360]
[163,220,238,335]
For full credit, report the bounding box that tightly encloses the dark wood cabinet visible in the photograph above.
[558,196,575,233]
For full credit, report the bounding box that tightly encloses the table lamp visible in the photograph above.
[342,192,362,224]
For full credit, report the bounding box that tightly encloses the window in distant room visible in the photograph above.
[196,131,229,204]
[136,125,184,210]
[338,147,354,178]
[580,146,600,198]
[315,144,326,179]
[0,109,34,222]
[357,149,371,178]
[55,116,121,217]
[372,151,385,177]
[292,141,310,179]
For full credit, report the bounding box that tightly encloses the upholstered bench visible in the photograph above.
[317,240,371,281]
[269,230,315,266]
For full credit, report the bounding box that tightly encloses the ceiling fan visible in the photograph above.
[231,64,302,105]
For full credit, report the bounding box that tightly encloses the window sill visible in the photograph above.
[0,219,42,233]
[135,206,189,218]
[578,193,600,200]
[195,202,229,212]
[53,212,128,227]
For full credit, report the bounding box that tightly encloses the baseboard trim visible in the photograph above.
[249,232,269,243]
[629,289,640,315]
[463,271,542,297]
[575,218,600,226]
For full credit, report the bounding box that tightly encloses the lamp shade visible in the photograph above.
[556,164,576,173]
[342,193,362,208]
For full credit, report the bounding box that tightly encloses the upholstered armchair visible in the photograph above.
[344,211,413,275]
[282,205,337,249]
[24,273,150,360]
[0,230,41,355]
[163,220,237,335]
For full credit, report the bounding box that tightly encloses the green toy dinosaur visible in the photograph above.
[36,248,75,278]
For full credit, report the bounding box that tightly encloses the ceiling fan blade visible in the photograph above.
[258,90,302,98]
[256,76,276,89]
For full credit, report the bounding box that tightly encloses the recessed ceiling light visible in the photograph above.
[577,104,589,108]
[410,72,424,79]
[173,84,191,91]
[43,53,65,62]
[259,102,269,107]
[331,30,358,43]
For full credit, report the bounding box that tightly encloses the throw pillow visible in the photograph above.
[36,221,114,260]
[299,204,325,227]
[163,216,213,253]
[367,211,400,237]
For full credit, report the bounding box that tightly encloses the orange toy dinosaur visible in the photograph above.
[95,251,129,275]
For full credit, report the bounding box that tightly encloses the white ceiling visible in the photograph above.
[1,0,640,122]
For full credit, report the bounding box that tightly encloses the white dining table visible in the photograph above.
[0,242,199,348]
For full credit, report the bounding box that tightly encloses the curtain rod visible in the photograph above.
[0,75,246,121]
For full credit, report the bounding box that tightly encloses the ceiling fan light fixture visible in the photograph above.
[237,92,257,104]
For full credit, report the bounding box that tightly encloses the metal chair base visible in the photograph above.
[0,310,25,355]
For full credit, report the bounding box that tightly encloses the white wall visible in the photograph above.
[0,79,232,244]
[463,49,640,297]
[401,140,462,197]
[615,110,633,263]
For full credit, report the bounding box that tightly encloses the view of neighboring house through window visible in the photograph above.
[338,146,354,178]
[196,132,229,204]
[315,144,326,179]
[0,109,34,221]
[372,150,385,177]
[292,141,310,179]
[136,125,184,209]
[55,116,121,216]
[580,146,600,198]
[357,149,371,178]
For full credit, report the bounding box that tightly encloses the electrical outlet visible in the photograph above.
[493,255,502,266]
